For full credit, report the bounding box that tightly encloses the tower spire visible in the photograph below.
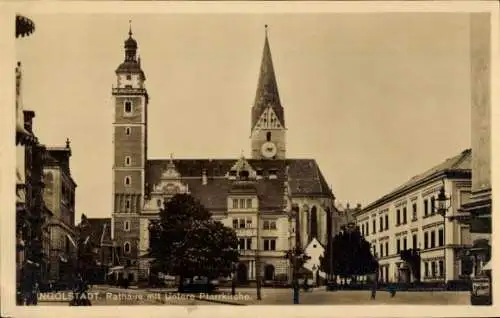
[251,24,285,130]
[129,20,133,37]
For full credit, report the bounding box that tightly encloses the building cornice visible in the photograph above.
[354,169,471,217]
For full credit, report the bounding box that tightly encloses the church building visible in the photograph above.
[111,24,339,283]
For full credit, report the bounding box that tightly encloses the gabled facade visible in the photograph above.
[43,141,78,283]
[111,25,338,283]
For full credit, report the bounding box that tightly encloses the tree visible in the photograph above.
[149,194,239,291]
[320,226,378,282]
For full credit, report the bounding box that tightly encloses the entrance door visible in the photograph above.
[264,265,275,281]
[236,263,248,283]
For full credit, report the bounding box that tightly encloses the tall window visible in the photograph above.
[125,127,131,136]
[412,234,417,250]
[124,242,131,254]
[246,199,252,209]
[239,218,245,229]
[266,132,271,142]
[233,219,238,229]
[238,238,245,250]
[124,176,131,186]
[431,261,437,277]
[424,262,429,277]
[384,215,389,230]
[125,199,131,210]
[385,242,389,256]
[379,243,383,257]
[430,231,436,248]
[403,237,407,250]
[125,156,131,166]
[232,199,238,209]
[264,239,276,251]
[396,209,401,225]
[430,197,436,215]
[424,199,429,216]
[239,199,246,209]
[246,238,252,250]
[412,203,417,220]
[379,216,383,232]
[396,239,401,253]
[124,100,132,114]
[372,219,376,234]
[310,206,318,238]
[438,228,444,246]
[424,232,429,249]
[361,224,365,236]
[439,260,444,277]
[402,207,407,224]
[124,220,130,231]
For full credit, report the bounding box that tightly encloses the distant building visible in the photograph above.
[77,216,113,283]
[336,202,361,231]
[353,149,472,283]
[110,25,339,284]
[43,141,78,284]
[303,237,325,283]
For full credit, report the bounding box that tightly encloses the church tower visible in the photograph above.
[250,25,286,160]
[111,22,148,278]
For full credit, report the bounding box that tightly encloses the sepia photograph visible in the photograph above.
[2,1,498,317]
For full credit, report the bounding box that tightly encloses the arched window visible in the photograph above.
[125,127,131,136]
[125,156,131,166]
[124,100,132,114]
[266,131,271,142]
[124,176,131,186]
[239,170,250,180]
[124,220,130,231]
[310,206,318,238]
[124,242,131,254]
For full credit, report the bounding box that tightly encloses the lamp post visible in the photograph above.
[435,184,451,286]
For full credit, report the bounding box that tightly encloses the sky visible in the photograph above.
[15,12,472,221]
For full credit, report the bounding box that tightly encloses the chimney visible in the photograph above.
[356,203,362,209]
[346,202,350,209]
[202,169,208,185]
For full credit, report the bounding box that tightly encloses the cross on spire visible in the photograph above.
[129,20,133,37]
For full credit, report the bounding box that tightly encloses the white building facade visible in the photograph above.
[354,149,473,283]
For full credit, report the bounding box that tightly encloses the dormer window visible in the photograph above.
[256,169,263,177]
[239,170,250,180]
[229,170,237,179]
[124,100,132,114]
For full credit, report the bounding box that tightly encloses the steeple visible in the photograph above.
[124,20,138,62]
[251,25,285,130]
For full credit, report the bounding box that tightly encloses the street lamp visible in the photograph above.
[435,185,451,286]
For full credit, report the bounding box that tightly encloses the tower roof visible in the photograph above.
[116,20,145,80]
[252,25,285,130]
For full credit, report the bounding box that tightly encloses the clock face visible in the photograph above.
[261,142,277,158]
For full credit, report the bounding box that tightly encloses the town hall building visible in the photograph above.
[110,25,338,283]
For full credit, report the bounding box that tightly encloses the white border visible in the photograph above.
[1,1,499,318]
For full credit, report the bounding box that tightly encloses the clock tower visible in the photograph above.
[250,26,286,160]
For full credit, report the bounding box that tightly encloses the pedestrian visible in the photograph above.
[387,283,396,298]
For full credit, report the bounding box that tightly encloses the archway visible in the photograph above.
[264,264,275,281]
[236,263,248,283]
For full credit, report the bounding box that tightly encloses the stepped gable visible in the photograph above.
[146,158,333,212]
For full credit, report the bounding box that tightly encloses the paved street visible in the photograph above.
[37,286,470,306]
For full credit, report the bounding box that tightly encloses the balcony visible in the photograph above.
[112,87,147,96]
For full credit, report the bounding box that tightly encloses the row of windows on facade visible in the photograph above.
[372,229,445,258]
[238,237,277,251]
[376,260,445,282]
[360,197,440,236]
[232,217,277,230]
